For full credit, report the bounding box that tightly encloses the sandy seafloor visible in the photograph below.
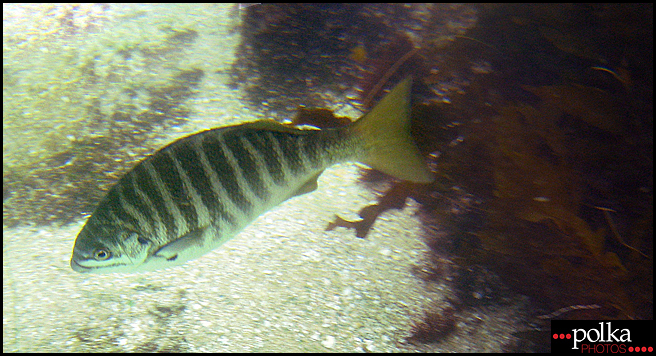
[3,4,529,352]
[4,164,529,352]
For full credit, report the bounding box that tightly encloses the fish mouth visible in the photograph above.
[70,258,92,273]
[71,256,133,273]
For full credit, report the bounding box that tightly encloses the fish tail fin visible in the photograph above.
[349,76,434,183]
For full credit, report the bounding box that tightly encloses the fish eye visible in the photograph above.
[94,249,111,261]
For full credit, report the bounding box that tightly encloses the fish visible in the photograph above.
[70,77,433,273]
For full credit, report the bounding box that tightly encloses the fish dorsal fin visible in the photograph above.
[241,120,318,134]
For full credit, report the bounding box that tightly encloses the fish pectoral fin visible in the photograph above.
[289,171,322,199]
[154,226,208,261]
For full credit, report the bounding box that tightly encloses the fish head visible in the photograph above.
[70,222,153,273]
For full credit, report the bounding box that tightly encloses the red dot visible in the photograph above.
[648,347,653,352]
[553,334,558,339]
[566,334,571,339]
[560,334,565,339]
[642,347,647,352]
[636,347,641,352]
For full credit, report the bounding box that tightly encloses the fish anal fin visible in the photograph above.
[289,171,321,199]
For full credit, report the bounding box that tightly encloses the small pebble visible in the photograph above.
[321,335,335,349]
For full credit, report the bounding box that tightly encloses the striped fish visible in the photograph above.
[70,77,433,273]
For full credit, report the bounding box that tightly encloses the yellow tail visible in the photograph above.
[350,77,434,183]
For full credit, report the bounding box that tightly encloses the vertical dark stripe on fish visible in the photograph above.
[116,180,153,234]
[92,188,139,232]
[201,134,253,214]
[164,148,210,229]
[128,169,166,238]
[300,135,323,169]
[272,131,305,176]
[222,132,269,201]
[142,160,188,238]
[119,171,158,231]
[132,163,178,238]
[172,139,237,228]
[149,150,199,231]
[247,131,285,186]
